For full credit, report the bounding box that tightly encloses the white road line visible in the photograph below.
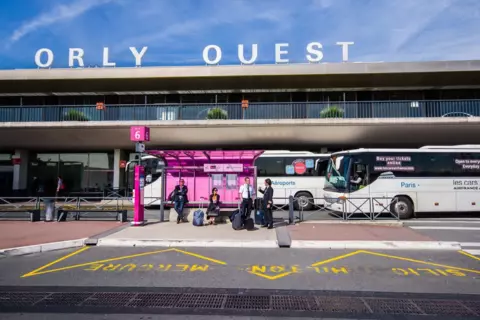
[460,242,480,247]
[406,220,480,224]
[463,249,480,256]
[410,226,480,231]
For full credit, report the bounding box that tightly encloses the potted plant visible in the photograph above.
[319,106,344,118]
[206,107,228,120]
[63,110,89,121]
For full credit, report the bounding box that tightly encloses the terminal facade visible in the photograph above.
[0,60,479,196]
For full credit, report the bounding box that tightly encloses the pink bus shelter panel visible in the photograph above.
[148,150,263,205]
[165,175,256,204]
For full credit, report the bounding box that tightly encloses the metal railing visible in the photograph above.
[1,100,479,122]
[284,196,401,222]
[0,196,132,222]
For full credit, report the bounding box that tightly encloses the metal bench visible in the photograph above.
[0,197,41,222]
[46,197,129,222]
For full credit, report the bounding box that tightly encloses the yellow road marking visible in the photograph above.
[173,249,227,265]
[248,271,293,280]
[22,248,227,278]
[311,250,363,267]
[310,250,480,275]
[359,250,480,275]
[21,247,90,278]
[459,250,480,262]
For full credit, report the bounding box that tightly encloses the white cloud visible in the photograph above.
[8,0,115,44]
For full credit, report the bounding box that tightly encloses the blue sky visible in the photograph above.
[0,0,479,69]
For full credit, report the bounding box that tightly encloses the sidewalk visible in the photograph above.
[287,223,460,250]
[0,221,127,255]
[97,222,278,248]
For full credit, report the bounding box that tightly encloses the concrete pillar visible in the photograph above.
[12,150,29,191]
[113,149,128,190]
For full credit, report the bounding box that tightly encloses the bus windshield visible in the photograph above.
[324,155,349,191]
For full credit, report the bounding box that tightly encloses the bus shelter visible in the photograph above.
[145,150,264,220]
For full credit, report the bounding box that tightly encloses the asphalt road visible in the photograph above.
[404,217,480,256]
[1,247,479,319]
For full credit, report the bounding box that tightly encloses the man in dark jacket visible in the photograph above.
[171,179,188,224]
[259,178,274,229]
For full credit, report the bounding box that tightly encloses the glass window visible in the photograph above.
[88,153,114,170]
[59,154,89,191]
[453,153,480,177]
[255,157,285,177]
[147,95,166,104]
[317,159,329,176]
[0,154,12,161]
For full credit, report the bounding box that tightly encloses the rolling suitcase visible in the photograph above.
[192,201,205,227]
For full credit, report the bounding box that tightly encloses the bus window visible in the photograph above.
[316,159,329,176]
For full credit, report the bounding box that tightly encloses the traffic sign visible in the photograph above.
[130,126,150,142]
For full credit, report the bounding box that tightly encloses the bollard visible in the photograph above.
[288,195,294,224]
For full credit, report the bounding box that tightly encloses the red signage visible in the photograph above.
[96,102,105,110]
[294,161,306,175]
[12,158,21,165]
[241,100,249,109]
[119,160,127,169]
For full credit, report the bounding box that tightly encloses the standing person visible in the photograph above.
[171,179,189,224]
[259,178,274,229]
[238,177,255,219]
[56,176,65,198]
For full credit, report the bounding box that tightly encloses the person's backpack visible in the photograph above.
[231,210,243,230]
[244,217,255,231]
[192,209,205,227]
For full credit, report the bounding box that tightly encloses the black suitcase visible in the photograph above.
[244,218,255,231]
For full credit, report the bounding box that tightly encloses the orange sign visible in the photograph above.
[96,102,105,110]
[119,160,127,169]
[241,99,249,109]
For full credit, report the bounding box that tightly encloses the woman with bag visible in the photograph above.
[206,188,220,225]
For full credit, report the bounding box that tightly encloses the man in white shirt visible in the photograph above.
[238,177,255,218]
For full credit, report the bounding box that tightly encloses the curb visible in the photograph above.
[84,222,131,245]
[0,238,86,257]
[97,238,279,248]
[289,240,462,250]
[299,220,404,227]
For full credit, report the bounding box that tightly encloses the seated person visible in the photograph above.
[206,188,220,225]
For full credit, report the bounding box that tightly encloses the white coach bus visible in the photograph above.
[323,146,480,219]
[255,151,330,210]
[126,150,330,210]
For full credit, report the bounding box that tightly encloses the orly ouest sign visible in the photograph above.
[33,42,355,68]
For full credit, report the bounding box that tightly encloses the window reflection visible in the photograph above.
[29,152,114,193]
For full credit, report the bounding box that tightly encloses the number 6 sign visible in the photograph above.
[130,126,150,142]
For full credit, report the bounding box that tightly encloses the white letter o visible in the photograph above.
[35,48,54,68]
[202,45,222,65]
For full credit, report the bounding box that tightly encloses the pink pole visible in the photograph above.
[131,165,145,226]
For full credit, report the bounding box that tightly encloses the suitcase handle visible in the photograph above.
[199,197,207,209]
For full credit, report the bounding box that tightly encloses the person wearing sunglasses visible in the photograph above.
[206,188,221,225]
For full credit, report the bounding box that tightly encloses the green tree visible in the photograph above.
[63,110,89,121]
[206,107,228,120]
[319,106,344,118]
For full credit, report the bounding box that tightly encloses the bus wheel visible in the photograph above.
[390,196,414,220]
[294,192,314,211]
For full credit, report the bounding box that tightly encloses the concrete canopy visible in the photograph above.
[1,118,480,151]
[1,60,480,94]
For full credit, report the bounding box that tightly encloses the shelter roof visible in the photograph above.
[146,150,264,165]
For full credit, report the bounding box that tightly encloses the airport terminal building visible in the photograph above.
[0,59,480,196]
